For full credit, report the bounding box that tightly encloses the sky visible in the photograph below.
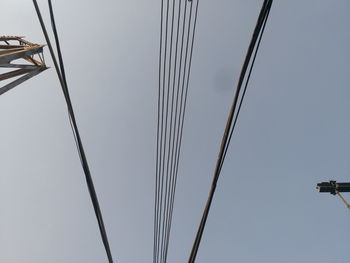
[0,0,349,262]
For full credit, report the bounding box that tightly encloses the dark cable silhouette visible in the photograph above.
[154,1,200,262]
[188,1,273,262]
[33,1,114,262]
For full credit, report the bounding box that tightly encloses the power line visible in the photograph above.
[161,1,192,262]
[188,1,273,262]
[164,1,199,261]
[162,0,183,259]
[158,1,189,261]
[154,1,200,262]
[154,0,164,260]
[155,0,172,261]
[32,1,114,262]
[218,1,272,176]
[160,0,177,260]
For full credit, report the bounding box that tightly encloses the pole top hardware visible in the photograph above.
[317,180,350,210]
[316,181,350,195]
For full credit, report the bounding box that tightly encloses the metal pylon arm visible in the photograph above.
[0,36,47,95]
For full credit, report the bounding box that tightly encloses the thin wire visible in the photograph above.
[188,1,273,262]
[160,0,177,261]
[154,0,165,261]
[154,0,199,261]
[165,0,199,261]
[157,0,171,261]
[33,1,114,262]
[155,0,201,262]
[160,0,189,261]
[169,0,188,216]
[161,0,181,262]
[161,0,195,259]
[163,0,184,261]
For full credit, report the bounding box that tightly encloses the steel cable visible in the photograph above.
[154,1,200,262]
[33,1,114,262]
[164,1,199,261]
[188,1,273,262]
[218,2,272,176]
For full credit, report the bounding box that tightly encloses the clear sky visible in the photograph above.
[0,0,349,262]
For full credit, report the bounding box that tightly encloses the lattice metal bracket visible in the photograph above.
[0,36,47,96]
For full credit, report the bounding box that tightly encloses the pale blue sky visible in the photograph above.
[0,1,349,262]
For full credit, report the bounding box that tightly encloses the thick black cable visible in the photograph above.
[47,1,113,261]
[218,5,271,176]
[33,1,114,262]
[188,1,273,262]
[48,2,113,258]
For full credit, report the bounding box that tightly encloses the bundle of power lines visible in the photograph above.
[32,1,114,262]
[30,0,273,262]
[188,1,273,262]
[154,1,199,263]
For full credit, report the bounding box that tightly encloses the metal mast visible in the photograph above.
[0,36,47,95]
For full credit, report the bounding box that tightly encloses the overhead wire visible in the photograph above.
[218,2,272,176]
[155,0,171,261]
[164,0,199,261]
[160,0,183,262]
[154,0,200,262]
[162,0,191,262]
[158,0,174,260]
[154,0,164,260]
[187,1,273,262]
[158,0,188,261]
[162,0,185,261]
[160,0,177,260]
[32,1,114,262]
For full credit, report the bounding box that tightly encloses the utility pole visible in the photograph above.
[317,181,350,209]
[0,36,47,96]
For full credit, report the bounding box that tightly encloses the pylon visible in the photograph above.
[0,36,47,95]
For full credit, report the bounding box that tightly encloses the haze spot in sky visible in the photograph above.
[212,69,235,94]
